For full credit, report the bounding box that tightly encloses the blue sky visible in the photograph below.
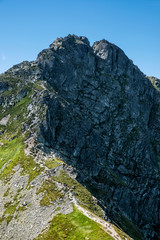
[0,0,160,78]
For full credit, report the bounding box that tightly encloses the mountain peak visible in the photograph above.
[49,34,90,50]
[0,35,159,240]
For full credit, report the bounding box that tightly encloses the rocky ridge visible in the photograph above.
[0,34,160,240]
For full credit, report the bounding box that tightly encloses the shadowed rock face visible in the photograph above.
[4,35,160,239]
[0,82,10,93]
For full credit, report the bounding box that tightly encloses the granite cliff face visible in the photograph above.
[0,35,159,240]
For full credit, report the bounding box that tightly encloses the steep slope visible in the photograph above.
[0,75,120,240]
[0,35,159,240]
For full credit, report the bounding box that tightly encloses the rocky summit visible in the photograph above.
[0,34,159,240]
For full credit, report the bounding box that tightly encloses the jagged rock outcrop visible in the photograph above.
[1,34,160,240]
[38,35,160,239]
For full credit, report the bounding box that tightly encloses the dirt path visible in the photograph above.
[71,196,132,240]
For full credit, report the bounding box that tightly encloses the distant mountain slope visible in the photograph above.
[0,35,159,240]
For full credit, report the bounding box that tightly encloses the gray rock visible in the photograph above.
[0,82,10,93]
[38,35,159,240]
[0,34,159,240]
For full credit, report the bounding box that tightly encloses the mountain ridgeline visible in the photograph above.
[0,35,159,240]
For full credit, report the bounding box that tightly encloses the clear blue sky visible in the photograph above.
[0,0,160,78]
